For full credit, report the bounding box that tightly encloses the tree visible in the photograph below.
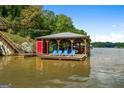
[74,29,87,35]
[20,6,43,29]
[54,14,74,33]
[54,14,86,35]
[0,5,28,32]
[0,6,8,17]
[0,5,87,39]
[42,10,56,34]
[0,6,27,20]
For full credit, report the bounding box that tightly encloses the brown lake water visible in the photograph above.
[0,48,124,88]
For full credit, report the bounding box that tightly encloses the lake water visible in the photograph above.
[0,48,124,88]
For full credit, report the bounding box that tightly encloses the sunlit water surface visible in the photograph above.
[0,48,124,88]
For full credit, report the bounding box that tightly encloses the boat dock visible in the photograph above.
[18,53,36,57]
[41,54,87,61]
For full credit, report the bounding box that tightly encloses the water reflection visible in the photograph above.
[0,56,12,70]
[35,58,91,88]
[36,58,44,72]
[0,56,91,88]
[0,48,124,88]
[35,58,91,78]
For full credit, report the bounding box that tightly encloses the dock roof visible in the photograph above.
[37,32,90,39]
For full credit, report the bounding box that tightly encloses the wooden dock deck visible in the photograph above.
[18,53,36,57]
[41,54,87,61]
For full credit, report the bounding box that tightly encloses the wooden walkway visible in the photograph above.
[41,54,87,61]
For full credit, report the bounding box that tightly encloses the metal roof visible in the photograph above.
[37,32,89,39]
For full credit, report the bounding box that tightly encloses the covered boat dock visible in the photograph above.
[36,32,90,61]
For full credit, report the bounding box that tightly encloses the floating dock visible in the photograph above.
[18,53,36,57]
[41,54,87,61]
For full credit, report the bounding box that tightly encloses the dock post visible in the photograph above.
[46,40,49,54]
[84,38,87,55]
[57,40,60,50]
[70,40,74,50]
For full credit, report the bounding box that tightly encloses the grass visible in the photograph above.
[0,31,35,44]
[0,31,36,51]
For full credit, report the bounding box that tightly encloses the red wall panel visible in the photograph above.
[36,40,43,55]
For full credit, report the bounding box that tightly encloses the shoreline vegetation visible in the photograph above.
[0,5,87,54]
[0,5,87,39]
[91,42,124,48]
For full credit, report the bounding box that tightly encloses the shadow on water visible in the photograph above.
[0,56,91,88]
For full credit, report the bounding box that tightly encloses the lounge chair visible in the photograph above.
[61,50,68,56]
[75,50,78,53]
[56,50,62,55]
[50,50,57,55]
[69,50,76,56]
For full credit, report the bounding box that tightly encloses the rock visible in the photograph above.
[0,41,12,55]
[20,42,33,53]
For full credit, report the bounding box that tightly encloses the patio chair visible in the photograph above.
[56,50,62,56]
[61,50,68,56]
[69,49,76,56]
[50,50,57,55]
[75,50,78,53]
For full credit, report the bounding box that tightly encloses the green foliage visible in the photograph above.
[1,31,36,51]
[42,10,56,33]
[54,14,74,33]
[74,29,87,35]
[0,6,9,17]
[20,6,43,29]
[91,42,124,48]
[0,5,87,40]
[0,31,31,44]
[0,6,26,21]
[18,29,50,39]
[115,42,124,48]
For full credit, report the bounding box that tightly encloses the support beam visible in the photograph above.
[83,38,87,55]
[70,39,74,50]
[46,40,49,54]
[79,42,81,48]
[57,40,60,50]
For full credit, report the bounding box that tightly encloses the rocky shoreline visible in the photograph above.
[0,41,12,55]
[0,41,34,56]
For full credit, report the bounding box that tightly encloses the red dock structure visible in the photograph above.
[36,32,90,61]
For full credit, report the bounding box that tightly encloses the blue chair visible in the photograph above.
[75,50,78,53]
[61,50,68,56]
[69,50,76,56]
[56,50,62,55]
[50,50,57,55]
[68,49,71,54]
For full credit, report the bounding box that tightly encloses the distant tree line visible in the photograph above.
[91,42,124,48]
[0,5,87,39]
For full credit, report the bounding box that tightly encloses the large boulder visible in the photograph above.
[20,42,34,53]
[0,41,12,55]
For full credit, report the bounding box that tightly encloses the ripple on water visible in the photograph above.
[48,79,64,84]
[68,75,89,82]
